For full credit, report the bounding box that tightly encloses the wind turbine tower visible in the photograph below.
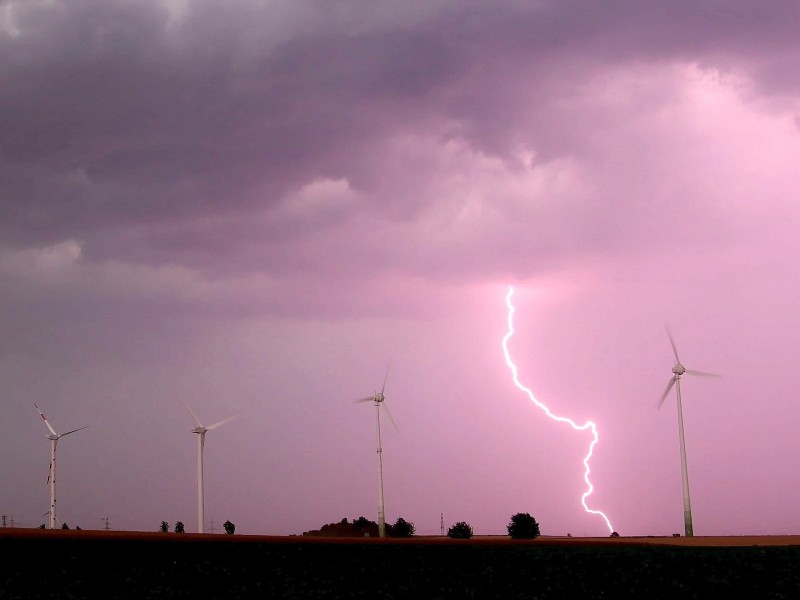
[658,325,720,537]
[355,366,397,537]
[182,402,237,534]
[34,403,89,529]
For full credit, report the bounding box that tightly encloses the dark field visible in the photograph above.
[2,529,800,599]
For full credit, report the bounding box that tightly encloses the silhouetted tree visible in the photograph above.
[303,517,377,537]
[350,516,379,537]
[447,521,473,539]
[174,521,185,533]
[61,523,69,530]
[223,520,235,535]
[507,513,540,539]
[75,526,82,530]
[389,517,415,538]
[39,524,46,529]
[160,521,169,533]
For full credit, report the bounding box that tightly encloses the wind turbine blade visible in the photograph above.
[60,425,90,437]
[685,369,721,378]
[354,396,375,404]
[382,402,399,432]
[34,403,58,437]
[665,324,681,364]
[181,400,204,428]
[657,377,676,410]
[208,414,237,431]
[381,363,391,396]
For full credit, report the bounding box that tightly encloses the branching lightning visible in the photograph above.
[502,286,614,534]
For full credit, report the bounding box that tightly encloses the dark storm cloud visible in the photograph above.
[1,0,798,273]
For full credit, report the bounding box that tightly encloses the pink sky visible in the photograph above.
[2,0,800,537]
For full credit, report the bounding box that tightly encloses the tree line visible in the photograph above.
[159,520,235,534]
[42,513,549,539]
[303,512,544,540]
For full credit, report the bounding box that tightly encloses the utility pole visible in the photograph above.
[1,515,16,527]
[101,517,110,531]
[440,513,444,536]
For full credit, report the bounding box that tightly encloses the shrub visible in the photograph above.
[303,517,379,538]
[159,521,169,533]
[447,521,473,539]
[507,513,540,539]
[353,516,373,528]
[223,520,236,535]
[351,516,379,537]
[389,517,415,538]
[174,521,185,533]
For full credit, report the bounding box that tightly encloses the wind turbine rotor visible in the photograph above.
[60,425,90,438]
[208,414,237,431]
[381,364,390,397]
[658,377,677,410]
[181,400,204,428]
[665,324,681,365]
[34,403,58,437]
[381,402,399,432]
[684,368,721,378]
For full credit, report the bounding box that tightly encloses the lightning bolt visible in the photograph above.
[502,286,614,534]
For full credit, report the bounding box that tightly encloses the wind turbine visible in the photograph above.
[182,401,237,534]
[657,325,720,537]
[33,403,89,529]
[355,365,397,538]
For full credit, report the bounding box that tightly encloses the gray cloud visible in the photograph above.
[1,0,798,281]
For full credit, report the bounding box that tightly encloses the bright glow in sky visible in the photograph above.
[2,1,800,538]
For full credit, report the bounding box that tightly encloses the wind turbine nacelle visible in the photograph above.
[672,364,685,376]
